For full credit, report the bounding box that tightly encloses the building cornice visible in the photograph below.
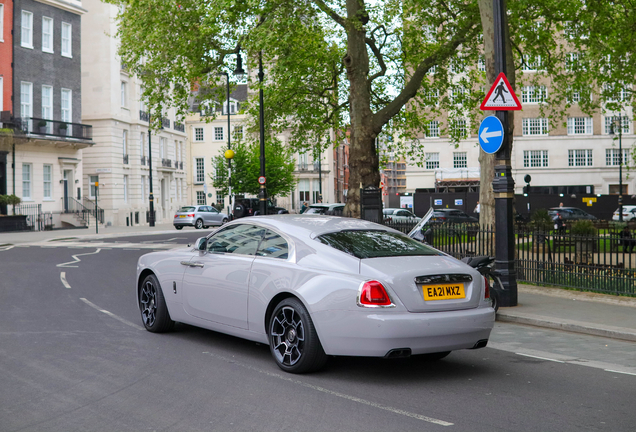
[34,0,87,15]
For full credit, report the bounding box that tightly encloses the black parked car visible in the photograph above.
[547,207,597,221]
[233,198,288,219]
[430,209,478,223]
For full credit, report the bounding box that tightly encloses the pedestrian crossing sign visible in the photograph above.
[480,72,522,111]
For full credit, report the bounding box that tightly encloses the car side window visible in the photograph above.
[207,224,264,255]
[210,207,218,213]
[256,230,289,259]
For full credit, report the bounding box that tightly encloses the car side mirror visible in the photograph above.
[194,237,207,251]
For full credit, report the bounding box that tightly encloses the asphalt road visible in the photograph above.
[1,238,634,431]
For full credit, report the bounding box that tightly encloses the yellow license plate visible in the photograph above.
[422,283,465,301]
[179,215,186,218]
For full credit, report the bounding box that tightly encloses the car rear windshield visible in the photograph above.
[305,207,327,214]
[178,207,196,212]
[316,230,440,259]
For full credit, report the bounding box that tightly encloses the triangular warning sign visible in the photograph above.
[480,72,522,111]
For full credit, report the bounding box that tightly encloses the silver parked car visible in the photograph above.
[383,208,421,222]
[137,215,494,373]
[173,205,229,230]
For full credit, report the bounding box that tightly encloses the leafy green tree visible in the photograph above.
[212,138,296,199]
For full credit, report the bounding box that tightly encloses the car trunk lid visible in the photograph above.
[359,255,483,312]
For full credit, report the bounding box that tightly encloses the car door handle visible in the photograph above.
[180,261,204,268]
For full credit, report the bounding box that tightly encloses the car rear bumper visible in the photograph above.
[174,217,195,227]
[312,306,495,357]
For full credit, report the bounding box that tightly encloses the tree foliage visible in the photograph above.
[212,138,296,198]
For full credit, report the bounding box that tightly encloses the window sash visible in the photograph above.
[196,191,206,205]
[605,148,630,166]
[41,86,53,120]
[194,127,204,141]
[214,127,224,141]
[43,165,52,198]
[89,175,99,198]
[61,89,72,122]
[425,153,439,170]
[42,17,53,52]
[195,158,205,183]
[604,116,630,134]
[21,82,33,118]
[568,149,593,167]
[21,11,33,48]
[523,150,549,168]
[567,117,592,135]
[453,152,467,168]
[427,121,439,138]
[22,164,32,199]
[521,86,548,104]
[522,118,549,136]
[61,23,72,56]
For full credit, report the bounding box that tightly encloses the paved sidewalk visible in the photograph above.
[2,224,636,343]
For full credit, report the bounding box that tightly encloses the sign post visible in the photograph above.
[94,182,99,234]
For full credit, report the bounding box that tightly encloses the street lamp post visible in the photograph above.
[610,115,624,221]
[258,51,267,216]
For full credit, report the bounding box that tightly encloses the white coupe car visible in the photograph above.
[136,215,495,373]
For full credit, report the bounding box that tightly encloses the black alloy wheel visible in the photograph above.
[139,274,175,333]
[269,298,327,374]
[221,218,228,225]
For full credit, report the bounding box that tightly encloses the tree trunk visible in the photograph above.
[478,0,516,233]
[342,0,379,218]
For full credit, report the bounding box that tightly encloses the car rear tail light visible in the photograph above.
[483,276,490,299]
[358,280,394,307]
[187,214,195,217]
[174,214,179,218]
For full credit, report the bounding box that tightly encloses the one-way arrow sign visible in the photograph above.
[478,116,504,154]
[480,72,522,111]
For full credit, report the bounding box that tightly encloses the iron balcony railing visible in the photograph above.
[162,118,171,129]
[17,117,92,140]
[139,110,150,122]
[141,156,147,166]
[123,154,129,164]
[161,158,172,168]
[174,122,185,132]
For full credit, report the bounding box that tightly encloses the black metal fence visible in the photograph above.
[14,204,53,231]
[383,219,636,296]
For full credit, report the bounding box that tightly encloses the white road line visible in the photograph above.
[516,353,565,363]
[79,298,144,331]
[56,248,102,268]
[60,272,71,289]
[0,245,15,251]
[605,369,636,376]
[201,351,453,426]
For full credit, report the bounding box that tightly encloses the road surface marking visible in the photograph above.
[605,369,636,376]
[516,353,565,363]
[0,244,15,251]
[60,272,71,289]
[201,351,453,426]
[56,248,102,268]
[80,298,144,330]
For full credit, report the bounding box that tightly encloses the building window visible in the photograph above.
[567,117,593,135]
[194,127,204,141]
[222,101,237,115]
[523,150,549,168]
[426,120,440,138]
[216,192,226,206]
[568,149,593,167]
[61,88,72,124]
[21,11,33,48]
[120,82,127,107]
[312,179,321,203]
[521,86,548,104]
[43,165,52,199]
[0,4,4,43]
[605,116,630,135]
[123,175,128,203]
[22,164,32,199]
[195,158,205,183]
[451,118,468,138]
[196,191,206,205]
[160,137,166,158]
[42,17,54,53]
[606,148,630,166]
[61,22,72,57]
[522,55,542,72]
[41,85,53,122]
[233,125,243,141]
[478,56,486,72]
[453,152,467,168]
[21,82,33,118]
[89,175,99,199]
[425,153,439,169]
[298,179,310,202]
[522,118,549,136]
[214,127,224,141]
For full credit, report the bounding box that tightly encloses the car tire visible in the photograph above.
[221,218,228,225]
[175,226,183,230]
[195,219,203,229]
[269,298,327,374]
[139,274,175,333]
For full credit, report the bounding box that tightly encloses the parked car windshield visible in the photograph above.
[317,230,440,259]
[178,207,196,212]
[305,207,328,215]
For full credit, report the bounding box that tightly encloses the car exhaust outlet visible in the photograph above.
[384,348,412,359]
[471,339,489,349]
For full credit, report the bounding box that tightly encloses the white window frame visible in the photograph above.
[453,152,467,168]
[22,163,32,199]
[42,85,53,120]
[523,150,549,168]
[425,152,440,170]
[21,82,33,119]
[42,17,54,53]
[214,126,224,141]
[195,157,205,184]
[567,117,593,135]
[43,164,52,199]
[61,88,72,122]
[451,118,468,138]
[196,191,206,205]
[194,127,204,142]
[89,175,99,199]
[233,125,243,141]
[568,149,593,167]
[604,116,631,135]
[426,120,440,138]
[0,4,4,43]
[61,22,72,58]
[522,118,549,136]
[521,86,548,104]
[21,11,33,49]
[605,148,630,166]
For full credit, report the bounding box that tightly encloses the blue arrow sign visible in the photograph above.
[478,116,504,154]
